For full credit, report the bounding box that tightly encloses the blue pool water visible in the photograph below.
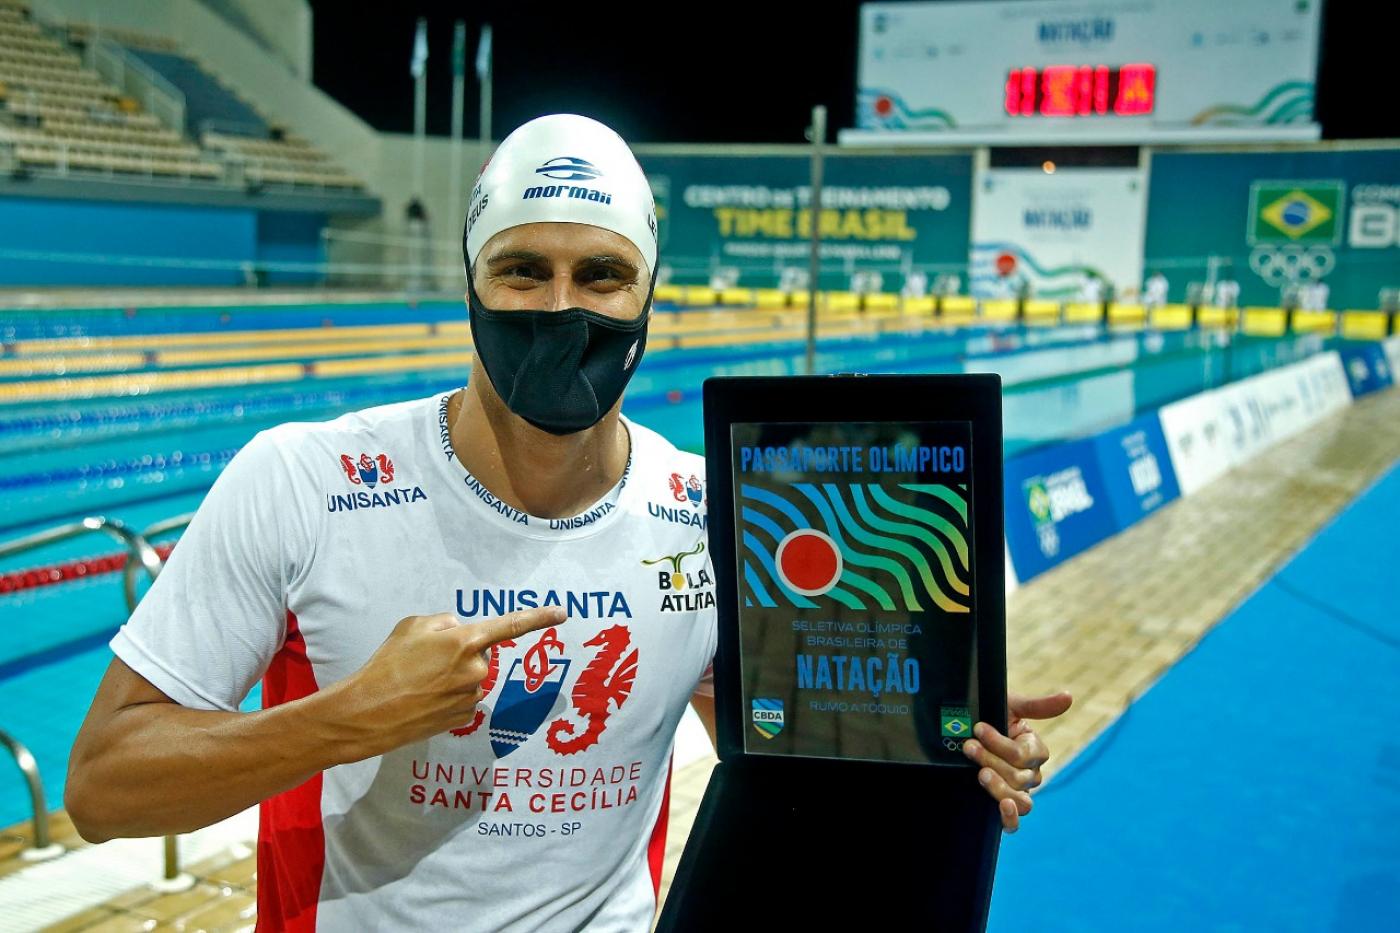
[0,303,1329,828]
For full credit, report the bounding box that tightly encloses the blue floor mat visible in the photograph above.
[990,461,1400,933]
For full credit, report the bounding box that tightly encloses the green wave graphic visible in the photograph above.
[1267,95,1314,124]
[793,484,925,610]
[834,485,969,603]
[900,105,956,128]
[744,500,892,610]
[821,584,866,610]
[745,483,972,612]
[903,484,968,523]
[871,486,970,572]
[972,243,1106,283]
[1190,81,1313,126]
[1034,285,1088,299]
[861,89,957,128]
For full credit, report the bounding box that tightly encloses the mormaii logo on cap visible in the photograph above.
[535,156,603,181]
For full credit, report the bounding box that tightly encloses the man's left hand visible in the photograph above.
[962,691,1073,833]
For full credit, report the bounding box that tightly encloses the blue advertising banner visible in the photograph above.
[1337,343,1395,398]
[1092,414,1182,531]
[1003,438,1119,582]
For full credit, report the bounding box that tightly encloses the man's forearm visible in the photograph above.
[66,681,370,843]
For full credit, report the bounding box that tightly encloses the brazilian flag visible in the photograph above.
[1248,181,1344,245]
[940,706,972,738]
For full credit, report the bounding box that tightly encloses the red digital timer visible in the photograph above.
[1004,64,1156,117]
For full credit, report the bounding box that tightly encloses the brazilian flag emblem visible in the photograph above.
[752,698,784,739]
[1248,181,1344,245]
[1026,480,1052,524]
[941,706,972,738]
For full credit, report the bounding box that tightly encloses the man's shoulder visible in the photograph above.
[259,393,446,460]
[625,415,705,479]
[230,393,447,498]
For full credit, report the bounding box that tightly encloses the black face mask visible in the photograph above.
[466,275,653,435]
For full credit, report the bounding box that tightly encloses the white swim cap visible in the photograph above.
[463,114,658,276]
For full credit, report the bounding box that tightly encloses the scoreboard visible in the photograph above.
[845,0,1323,146]
[1003,64,1156,118]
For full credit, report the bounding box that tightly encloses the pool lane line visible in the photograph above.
[0,543,176,597]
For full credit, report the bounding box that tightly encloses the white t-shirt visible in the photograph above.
[1216,280,1239,307]
[111,393,718,932]
[1144,275,1168,307]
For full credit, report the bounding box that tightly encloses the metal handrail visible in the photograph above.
[136,512,196,888]
[122,512,195,605]
[87,37,187,133]
[0,729,60,860]
[0,516,163,614]
[199,118,268,140]
[0,516,163,863]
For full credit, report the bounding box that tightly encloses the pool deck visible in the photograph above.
[4,386,1399,932]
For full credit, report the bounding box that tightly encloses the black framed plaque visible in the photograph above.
[734,417,979,766]
[658,374,1007,933]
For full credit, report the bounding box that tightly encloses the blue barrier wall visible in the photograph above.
[1092,414,1181,530]
[1003,438,1119,581]
[0,197,325,286]
[1337,342,1395,397]
[0,197,254,286]
[1004,348,1376,584]
[256,211,326,285]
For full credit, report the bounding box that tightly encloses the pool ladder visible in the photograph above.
[0,514,197,888]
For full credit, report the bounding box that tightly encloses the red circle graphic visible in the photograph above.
[777,530,841,595]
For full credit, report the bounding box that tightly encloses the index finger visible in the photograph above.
[458,606,567,651]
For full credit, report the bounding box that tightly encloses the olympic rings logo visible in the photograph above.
[942,737,965,751]
[1248,245,1335,286]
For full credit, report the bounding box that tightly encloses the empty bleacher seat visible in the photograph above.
[126,47,267,138]
[0,6,225,182]
[1,5,358,190]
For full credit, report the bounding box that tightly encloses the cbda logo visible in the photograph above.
[752,698,784,739]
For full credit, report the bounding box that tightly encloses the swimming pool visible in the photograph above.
[0,300,1327,828]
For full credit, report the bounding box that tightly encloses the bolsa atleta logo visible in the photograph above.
[641,540,715,613]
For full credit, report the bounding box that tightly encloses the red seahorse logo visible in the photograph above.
[339,453,396,488]
[546,625,638,756]
[449,637,514,737]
